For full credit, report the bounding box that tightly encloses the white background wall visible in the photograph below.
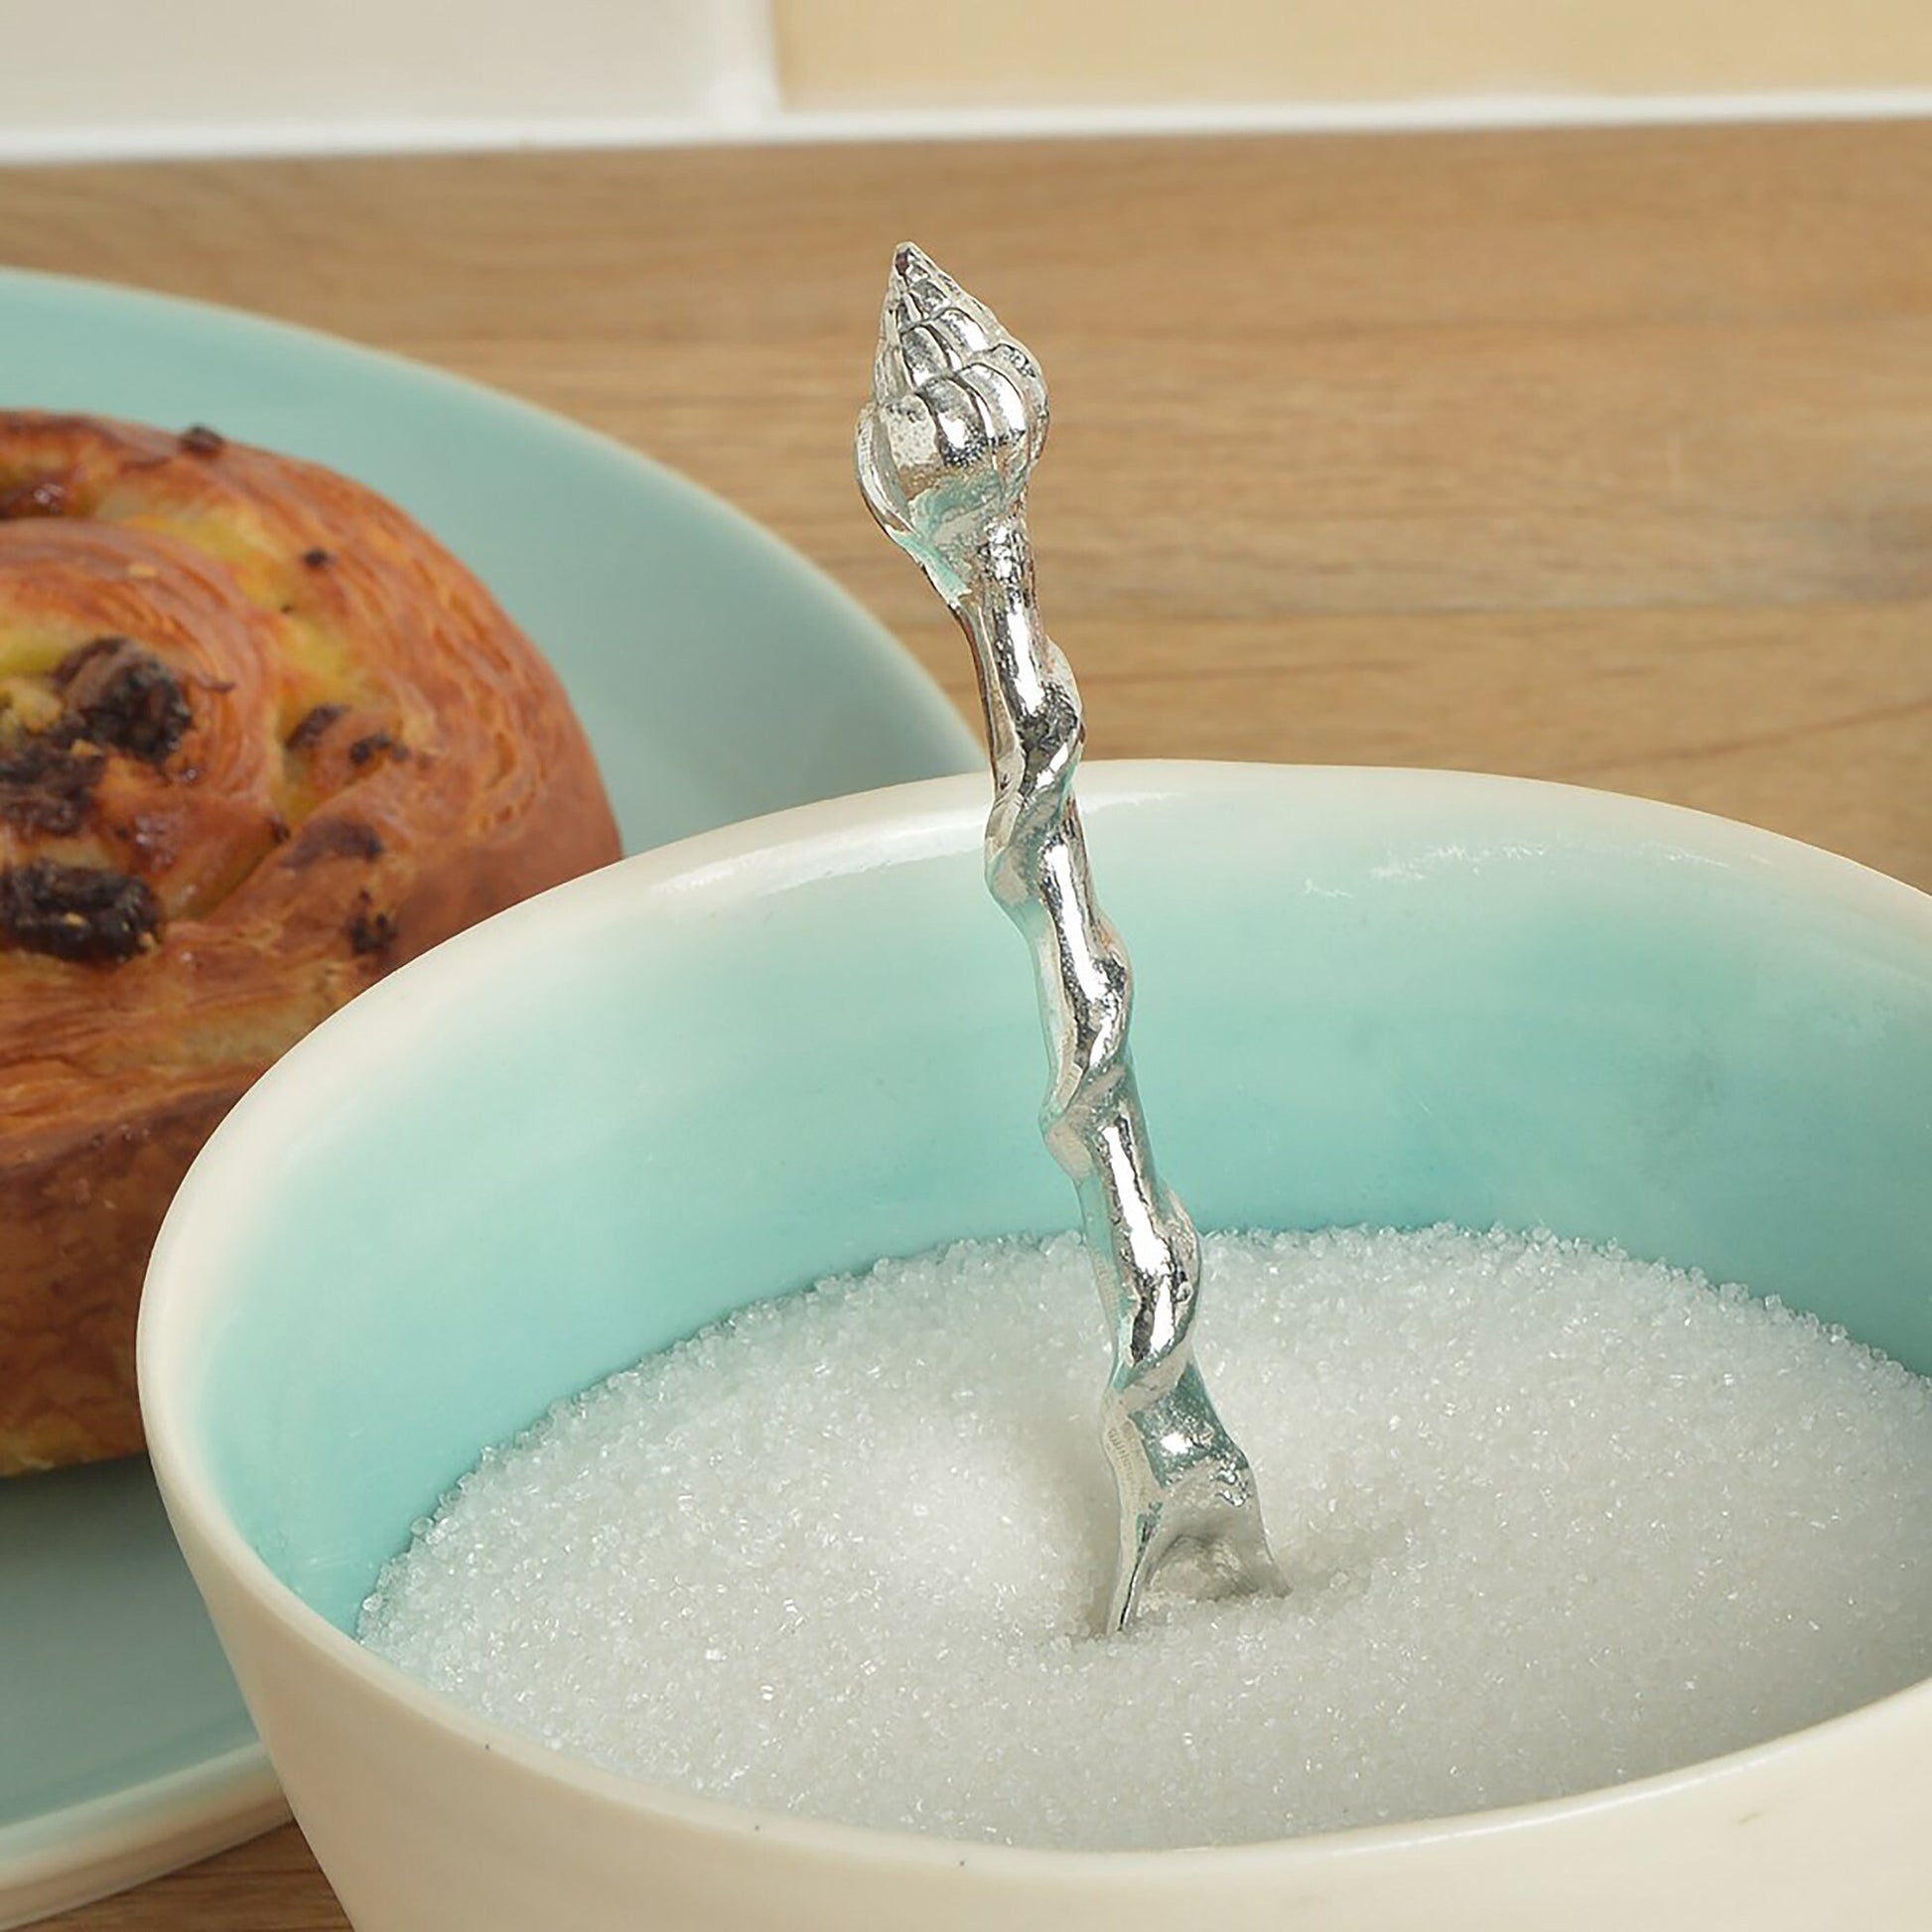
[0,0,777,158]
[2,0,1930,161]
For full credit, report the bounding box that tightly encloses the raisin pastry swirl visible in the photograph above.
[0,413,621,1473]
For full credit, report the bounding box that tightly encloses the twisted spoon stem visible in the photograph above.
[859,245,1282,1630]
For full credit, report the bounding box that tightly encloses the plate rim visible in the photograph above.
[0,1744,286,1931]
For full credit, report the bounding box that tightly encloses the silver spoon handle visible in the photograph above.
[953,517,1277,1630]
[857,244,1281,1630]
[953,516,1192,1367]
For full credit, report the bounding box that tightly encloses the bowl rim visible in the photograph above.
[139,759,1932,1874]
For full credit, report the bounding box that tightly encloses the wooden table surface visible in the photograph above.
[6,118,1931,1926]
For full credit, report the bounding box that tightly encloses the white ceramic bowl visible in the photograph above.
[140,765,1932,1930]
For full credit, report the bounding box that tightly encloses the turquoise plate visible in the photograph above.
[0,267,977,1928]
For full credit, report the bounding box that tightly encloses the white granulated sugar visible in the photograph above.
[359,1226,1932,1851]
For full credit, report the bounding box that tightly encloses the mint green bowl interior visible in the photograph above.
[159,765,1932,1639]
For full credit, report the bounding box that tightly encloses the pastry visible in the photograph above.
[0,412,621,1473]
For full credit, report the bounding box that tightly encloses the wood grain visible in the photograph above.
[9,119,1931,1927]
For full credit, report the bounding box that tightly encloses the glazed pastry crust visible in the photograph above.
[0,413,621,1472]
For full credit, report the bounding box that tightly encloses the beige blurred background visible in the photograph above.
[775,0,1932,105]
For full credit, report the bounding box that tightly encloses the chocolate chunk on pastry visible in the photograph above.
[0,412,621,1473]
